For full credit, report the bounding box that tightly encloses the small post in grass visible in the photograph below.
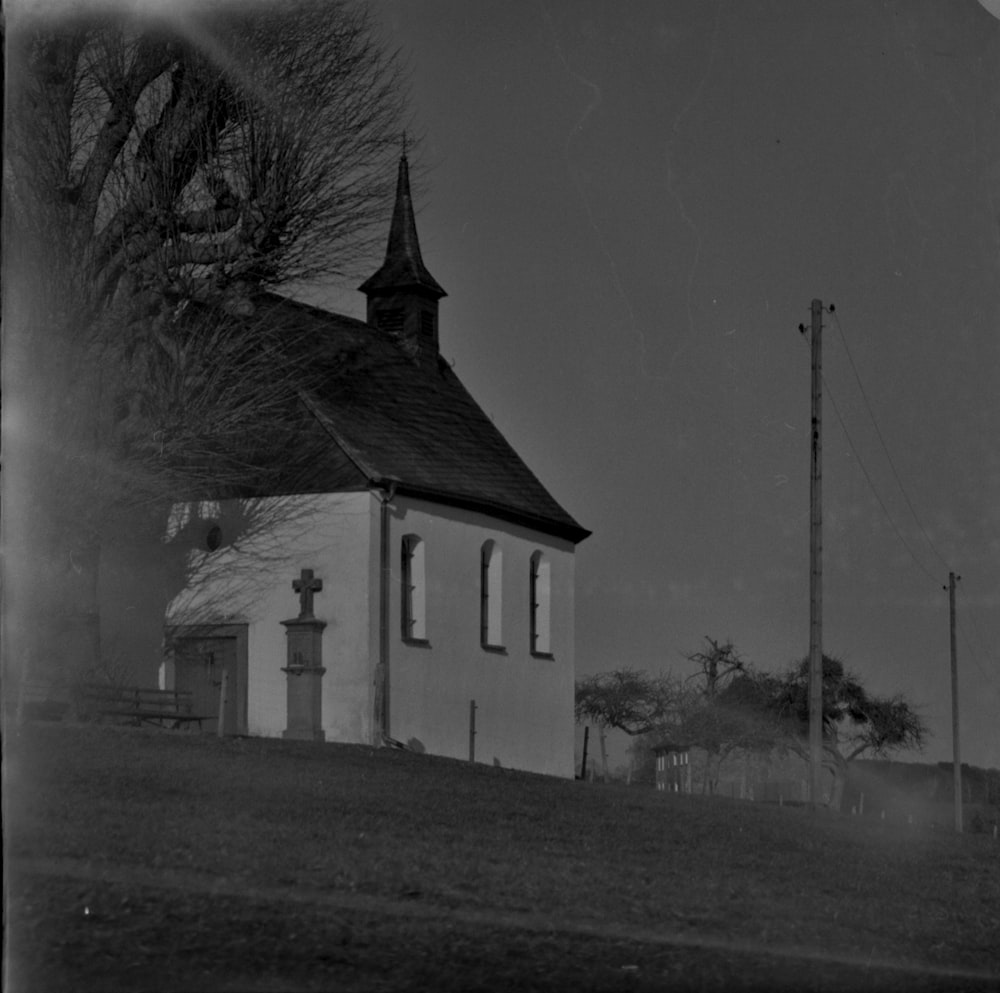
[469,699,477,763]
[217,668,229,738]
[580,726,589,780]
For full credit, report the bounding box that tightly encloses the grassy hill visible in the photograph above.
[5,723,1000,992]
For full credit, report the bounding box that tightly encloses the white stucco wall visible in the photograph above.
[164,491,579,778]
[385,497,577,779]
[166,491,378,742]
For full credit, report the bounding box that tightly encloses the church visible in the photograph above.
[149,156,589,778]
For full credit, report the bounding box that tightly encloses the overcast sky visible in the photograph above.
[345,0,1000,771]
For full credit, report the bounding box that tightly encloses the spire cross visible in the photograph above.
[292,568,323,618]
[401,130,408,159]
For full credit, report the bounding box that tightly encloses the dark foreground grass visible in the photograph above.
[5,723,1000,992]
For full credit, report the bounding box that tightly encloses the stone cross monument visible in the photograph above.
[293,568,322,617]
[281,567,327,741]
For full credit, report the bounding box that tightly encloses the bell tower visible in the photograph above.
[359,152,446,358]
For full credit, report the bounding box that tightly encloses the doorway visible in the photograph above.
[168,624,248,735]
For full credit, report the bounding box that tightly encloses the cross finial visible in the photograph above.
[292,568,323,618]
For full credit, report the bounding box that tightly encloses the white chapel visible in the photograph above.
[119,156,589,778]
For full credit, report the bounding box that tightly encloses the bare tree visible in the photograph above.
[3,1,408,688]
[769,655,929,811]
[574,651,777,794]
[684,637,747,698]
[575,642,926,808]
[677,678,786,795]
[575,669,685,737]
[662,639,778,793]
[677,645,927,805]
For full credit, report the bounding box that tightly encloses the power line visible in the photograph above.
[960,629,996,686]
[801,311,998,691]
[826,311,1000,683]
[959,599,999,686]
[798,307,999,725]
[829,310,954,575]
[964,602,998,665]
[798,327,942,587]
[825,379,943,585]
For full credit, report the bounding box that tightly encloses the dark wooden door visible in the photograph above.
[174,636,241,734]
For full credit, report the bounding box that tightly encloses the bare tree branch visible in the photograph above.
[4,0,409,685]
[76,36,175,224]
[575,669,685,736]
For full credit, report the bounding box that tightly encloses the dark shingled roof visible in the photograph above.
[255,294,590,544]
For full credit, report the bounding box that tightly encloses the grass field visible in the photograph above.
[5,722,1000,992]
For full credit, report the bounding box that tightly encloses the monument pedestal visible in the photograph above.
[281,617,327,741]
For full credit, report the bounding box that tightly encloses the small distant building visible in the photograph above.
[653,744,816,803]
[654,744,693,794]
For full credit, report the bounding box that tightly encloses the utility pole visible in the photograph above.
[949,572,962,832]
[807,299,824,807]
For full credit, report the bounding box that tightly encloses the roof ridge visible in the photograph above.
[298,391,377,482]
[259,292,372,330]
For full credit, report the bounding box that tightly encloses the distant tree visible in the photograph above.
[575,642,774,791]
[684,637,747,698]
[626,735,658,786]
[4,1,408,686]
[675,644,928,806]
[677,679,785,794]
[574,668,684,737]
[579,642,928,810]
[768,655,929,811]
[670,639,784,793]
[574,643,776,791]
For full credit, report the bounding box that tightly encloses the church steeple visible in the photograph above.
[359,153,446,357]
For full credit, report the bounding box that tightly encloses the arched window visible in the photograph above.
[480,540,503,649]
[530,551,552,657]
[401,535,426,641]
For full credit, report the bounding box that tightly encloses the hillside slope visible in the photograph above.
[6,724,1000,991]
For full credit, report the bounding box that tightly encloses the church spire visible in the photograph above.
[359,152,446,357]
[360,153,446,300]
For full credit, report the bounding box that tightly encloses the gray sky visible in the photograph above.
[347,0,1000,770]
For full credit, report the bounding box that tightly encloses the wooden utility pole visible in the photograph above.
[580,726,590,780]
[949,572,963,832]
[808,298,824,807]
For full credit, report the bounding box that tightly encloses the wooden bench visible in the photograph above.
[78,684,210,730]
